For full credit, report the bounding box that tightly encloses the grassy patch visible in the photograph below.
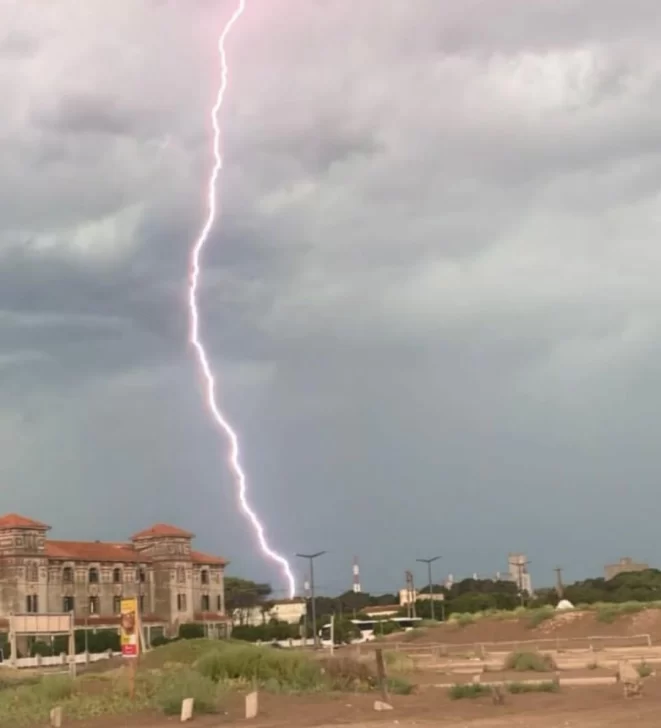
[387,676,415,694]
[452,613,476,627]
[504,651,556,672]
[151,667,223,715]
[448,683,490,700]
[525,606,555,628]
[0,640,403,727]
[637,661,653,678]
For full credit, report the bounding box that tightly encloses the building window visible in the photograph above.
[113,568,122,584]
[177,567,185,584]
[28,563,38,582]
[177,594,187,611]
[201,570,209,585]
[62,567,73,583]
[26,595,38,613]
[113,596,122,614]
[138,568,146,583]
[88,568,99,584]
[88,596,100,615]
[139,595,145,614]
[201,595,210,611]
[216,595,222,611]
[63,596,75,612]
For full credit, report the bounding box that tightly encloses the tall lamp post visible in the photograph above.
[416,555,442,621]
[296,551,326,647]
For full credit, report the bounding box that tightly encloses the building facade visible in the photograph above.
[0,514,227,633]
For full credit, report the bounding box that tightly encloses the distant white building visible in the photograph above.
[507,553,533,595]
[398,589,444,606]
[231,598,306,626]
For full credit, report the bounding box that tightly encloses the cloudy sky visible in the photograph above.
[2,0,661,597]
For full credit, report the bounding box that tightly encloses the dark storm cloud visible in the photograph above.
[0,31,38,58]
[3,0,661,593]
[33,93,137,138]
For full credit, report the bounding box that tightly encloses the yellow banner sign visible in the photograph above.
[120,598,139,657]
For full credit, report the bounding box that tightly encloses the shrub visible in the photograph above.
[507,681,559,694]
[526,607,555,628]
[454,613,476,627]
[387,676,414,694]
[504,651,556,672]
[595,605,618,623]
[179,623,206,640]
[152,668,221,716]
[448,683,489,700]
[318,656,374,691]
[195,644,322,691]
[637,662,653,678]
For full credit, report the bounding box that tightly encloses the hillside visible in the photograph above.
[388,606,661,647]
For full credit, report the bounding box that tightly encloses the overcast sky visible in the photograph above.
[2,0,661,597]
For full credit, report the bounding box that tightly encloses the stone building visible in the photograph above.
[604,556,649,581]
[0,514,228,636]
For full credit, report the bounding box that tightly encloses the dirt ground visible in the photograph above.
[380,609,661,648]
[65,676,661,728]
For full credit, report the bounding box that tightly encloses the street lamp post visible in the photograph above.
[296,551,326,647]
[416,556,442,621]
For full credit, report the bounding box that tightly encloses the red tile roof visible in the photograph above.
[131,524,194,540]
[191,550,228,566]
[45,540,145,563]
[0,513,50,531]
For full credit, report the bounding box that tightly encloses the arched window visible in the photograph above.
[62,567,73,583]
[88,567,99,584]
[113,568,122,584]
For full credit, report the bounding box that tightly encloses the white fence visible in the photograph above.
[8,651,121,669]
[365,633,653,656]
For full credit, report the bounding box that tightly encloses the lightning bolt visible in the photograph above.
[188,0,296,599]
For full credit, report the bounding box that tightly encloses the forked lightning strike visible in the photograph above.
[188,0,296,599]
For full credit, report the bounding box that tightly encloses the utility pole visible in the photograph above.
[296,551,326,648]
[405,570,417,619]
[302,577,310,646]
[554,567,564,600]
[416,556,441,621]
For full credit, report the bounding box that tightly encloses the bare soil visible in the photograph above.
[67,677,661,727]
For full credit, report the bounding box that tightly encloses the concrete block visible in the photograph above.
[50,707,62,727]
[374,700,393,711]
[181,697,194,722]
[245,690,258,719]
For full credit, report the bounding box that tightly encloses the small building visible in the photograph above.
[269,598,306,624]
[231,598,306,626]
[398,588,444,606]
[604,557,649,581]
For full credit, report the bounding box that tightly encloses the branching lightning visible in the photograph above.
[188,0,296,599]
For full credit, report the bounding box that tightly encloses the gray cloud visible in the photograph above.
[2,0,661,597]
